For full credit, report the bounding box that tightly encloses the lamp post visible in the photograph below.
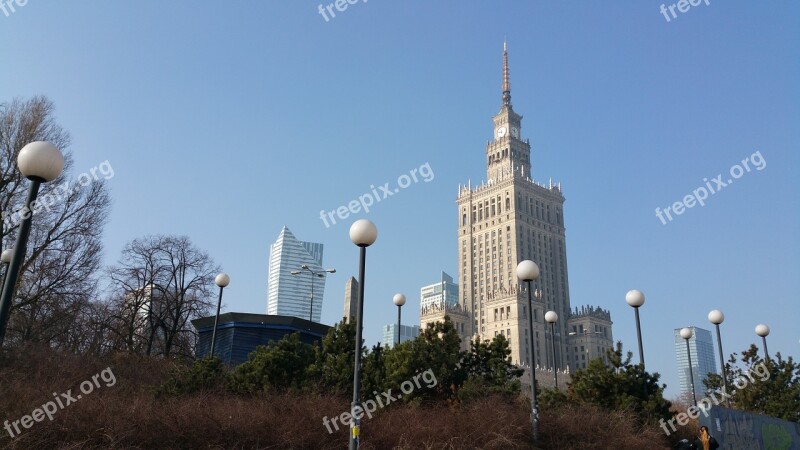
[0,249,13,292]
[680,327,698,407]
[348,219,377,450]
[625,289,646,369]
[708,310,731,407]
[291,264,336,322]
[568,329,601,368]
[545,310,559,389]
[393,293,406,346]
[209,273,230,358]
[517,259,541,443]
[755,324,770,362]
[0,142,64,347]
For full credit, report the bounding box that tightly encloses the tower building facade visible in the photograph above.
[674,326,717,402]
[454,43,601,368]
[266,226,328,322]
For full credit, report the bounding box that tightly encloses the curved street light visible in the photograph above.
[348,219,377,450]
[625,289,646,369]
[209,273,230,358]
[291,264,336,322]
[708,310,731,407]
[680,327,698,407]
[393,293,406,346]
[0,142,64,346]
[517,259,541,442]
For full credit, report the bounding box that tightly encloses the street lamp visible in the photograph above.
[680,327,698,407]
[0,142,64,346]
[708,310,731,407]
[393,293,406,346]
[209,273,230,358]
[0,249,13,293]
[625,289,646,369]
[567,329,600,368]
[517,259,540,443]
[348,219,377,450]
[545,310,559,389]
[755,324,770,362]
[291,264,336,322]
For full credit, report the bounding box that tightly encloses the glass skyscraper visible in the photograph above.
[266,226,327,322]
[382,324,421,349]
[674,326,717,401]
[420,271,459,309]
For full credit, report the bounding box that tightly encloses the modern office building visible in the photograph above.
[266,226,327,323]
[450,42,612,367]
[382,323,421,349]
[193,313,330,366]
[420,272,459,309]
[420,272,470,348]
[674,326,717,401]
[343,276,358,324]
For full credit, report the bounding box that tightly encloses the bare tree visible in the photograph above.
[107,235,217,358]
[0,96,111,349]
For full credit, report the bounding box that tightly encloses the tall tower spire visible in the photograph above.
[502,41,511,107]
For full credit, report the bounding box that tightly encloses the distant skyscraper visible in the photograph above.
[420,271,470,341]
[382,324,420,349]
[343,276,358,324]
[447,42,614,366]
[674,326,717,401]
[420,272,459,309]
[266,226,327,322]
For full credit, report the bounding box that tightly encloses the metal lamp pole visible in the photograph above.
[0,249,13,295]
[680,327,698,407]
[348,220,377,450]
[393,293,406,346]
[292,265,335,322]
[0,142,64,347]
[517,260,541,442]
[545,311,558,389]
[625,290,646,369]
[209,273,230,358]
[755,324,770,362]
[708,310,731,407]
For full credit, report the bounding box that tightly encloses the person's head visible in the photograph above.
[699,426,709,436]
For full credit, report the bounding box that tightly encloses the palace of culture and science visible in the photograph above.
[421,44,614,372]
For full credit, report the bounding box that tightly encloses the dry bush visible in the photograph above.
[539,403,669,449]
[0,346,672,449]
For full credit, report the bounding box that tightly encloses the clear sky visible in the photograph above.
[1,1,797,398]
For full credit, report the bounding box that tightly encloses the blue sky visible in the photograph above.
[1,1,797,398]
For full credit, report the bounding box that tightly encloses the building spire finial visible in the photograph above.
[502,41,511,107]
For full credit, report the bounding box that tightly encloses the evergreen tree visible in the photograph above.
[229,332,315,393]
[460,334,523,401]
[567,342,672,424]
[307,320,359,394]
[704,344,799,422]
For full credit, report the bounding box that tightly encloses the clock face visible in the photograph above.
[496,126,507,138]
[510,127,519,138]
